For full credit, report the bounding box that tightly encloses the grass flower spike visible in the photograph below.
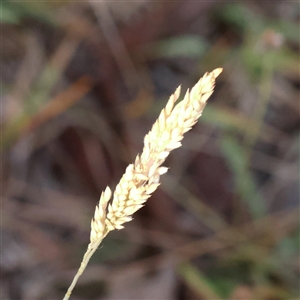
[64,68,222,300]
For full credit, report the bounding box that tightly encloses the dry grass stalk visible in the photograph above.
[63,68,222,300]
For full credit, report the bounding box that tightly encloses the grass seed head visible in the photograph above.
[90,68,222,238]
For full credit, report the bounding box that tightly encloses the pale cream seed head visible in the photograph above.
[90,68,222,238]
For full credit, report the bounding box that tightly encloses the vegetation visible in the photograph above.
[1,1,299,299]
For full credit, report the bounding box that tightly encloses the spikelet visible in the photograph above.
[93,67,222,234]
[63,68,222,300]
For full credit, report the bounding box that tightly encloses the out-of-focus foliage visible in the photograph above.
[149,35,208,58]
[1,1,299,299]
[1,0,55,24]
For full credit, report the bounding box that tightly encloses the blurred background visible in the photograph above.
[1,1,299,299]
